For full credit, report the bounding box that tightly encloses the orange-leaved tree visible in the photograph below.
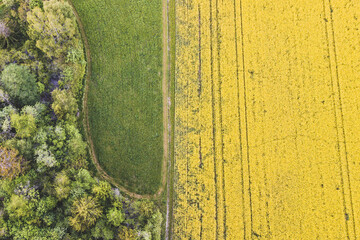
[0,146,28,179]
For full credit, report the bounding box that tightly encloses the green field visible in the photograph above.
[72,0,163,195]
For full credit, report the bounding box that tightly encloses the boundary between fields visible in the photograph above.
[165,0,176,237]
[68,0,171,200]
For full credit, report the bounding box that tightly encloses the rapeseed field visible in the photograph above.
[172,0,360,239]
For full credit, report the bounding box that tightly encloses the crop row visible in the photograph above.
[172,0,360,239]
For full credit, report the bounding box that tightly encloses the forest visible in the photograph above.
[0,0,162,239]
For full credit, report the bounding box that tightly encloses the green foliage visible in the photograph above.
[5,194,33,221]
[71,168,95,194]
[59,66,73,89]
[11,112,37,138]
[3,138,33,159]
[29,0,43,9]
[37,81,45,94]
[118,226,137,240]
[106,206,124,227]
[92,180,111,201]
[0,21,11,48]
[0,105,14,134]
[135,199,155,224]
[0,88,10,104]
[51,89,77,122]
[27,0,77,59]
[1,0,15,8]
[66,46,85,64]
[34,144,58,171]
[62,46,86,97]
[0,0,163,238]
[33,124,67,160]
[21,103,47,125]
[36,196,57,226]
[0,64,39,107]
[0,213,7,238]
[0,5,9,21]
[54,171,70,200]
[148,210,163,240]
[69,196,102,232]
[91,219,114,240]
[66,124,87,169]
[33,123,87,169]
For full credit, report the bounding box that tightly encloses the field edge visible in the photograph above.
[68,0,170,199]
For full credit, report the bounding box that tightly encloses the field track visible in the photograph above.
[171,0,360,239]
[69,0,170,199]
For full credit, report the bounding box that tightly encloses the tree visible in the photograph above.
[10,112,37,138]
[65,124,87,169]
[0,64,39,107]
[0,105,14,135]
[34,144,58,171]
[51,89,77,121]
[148,210,163,240]
[69,196,102,232]
[26,0,78,59]
[106,207,124,227]
[1,0,15,7]
[91,219,114,240]
[53,171,70,200]
[0,146,27,179]
[5,194,33,220]
[0,21,10,46]
[72,169,95,192]
[118,227,137,240]
[92,181,112,202]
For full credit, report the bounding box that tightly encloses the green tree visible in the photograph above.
[118,227,137,240]
[0,105,14,136]
[5,194,33,221]
[34,144,58,171]
[0,64,39,107]
[69,196,102,232]
[149,210,163,240]
[65,124,87,169]
[26,0,78,59]
[106,207,124,227]
[10,112,37,138]
[72,169,95,192]
[92,181,112,202]
[91,219,114,240]
[53,171,70,200]
[1,0,15,7]
[51,89,77,121]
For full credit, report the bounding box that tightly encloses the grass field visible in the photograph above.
[171,0,360,238]
[71,0,163,195]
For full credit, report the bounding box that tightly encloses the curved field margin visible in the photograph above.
[69,0,170,198]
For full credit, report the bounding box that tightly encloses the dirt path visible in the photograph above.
[69,0,170,200]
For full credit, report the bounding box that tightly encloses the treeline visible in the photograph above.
[0,0,162,239]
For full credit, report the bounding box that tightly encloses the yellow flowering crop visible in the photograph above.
[172,0,360,239]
